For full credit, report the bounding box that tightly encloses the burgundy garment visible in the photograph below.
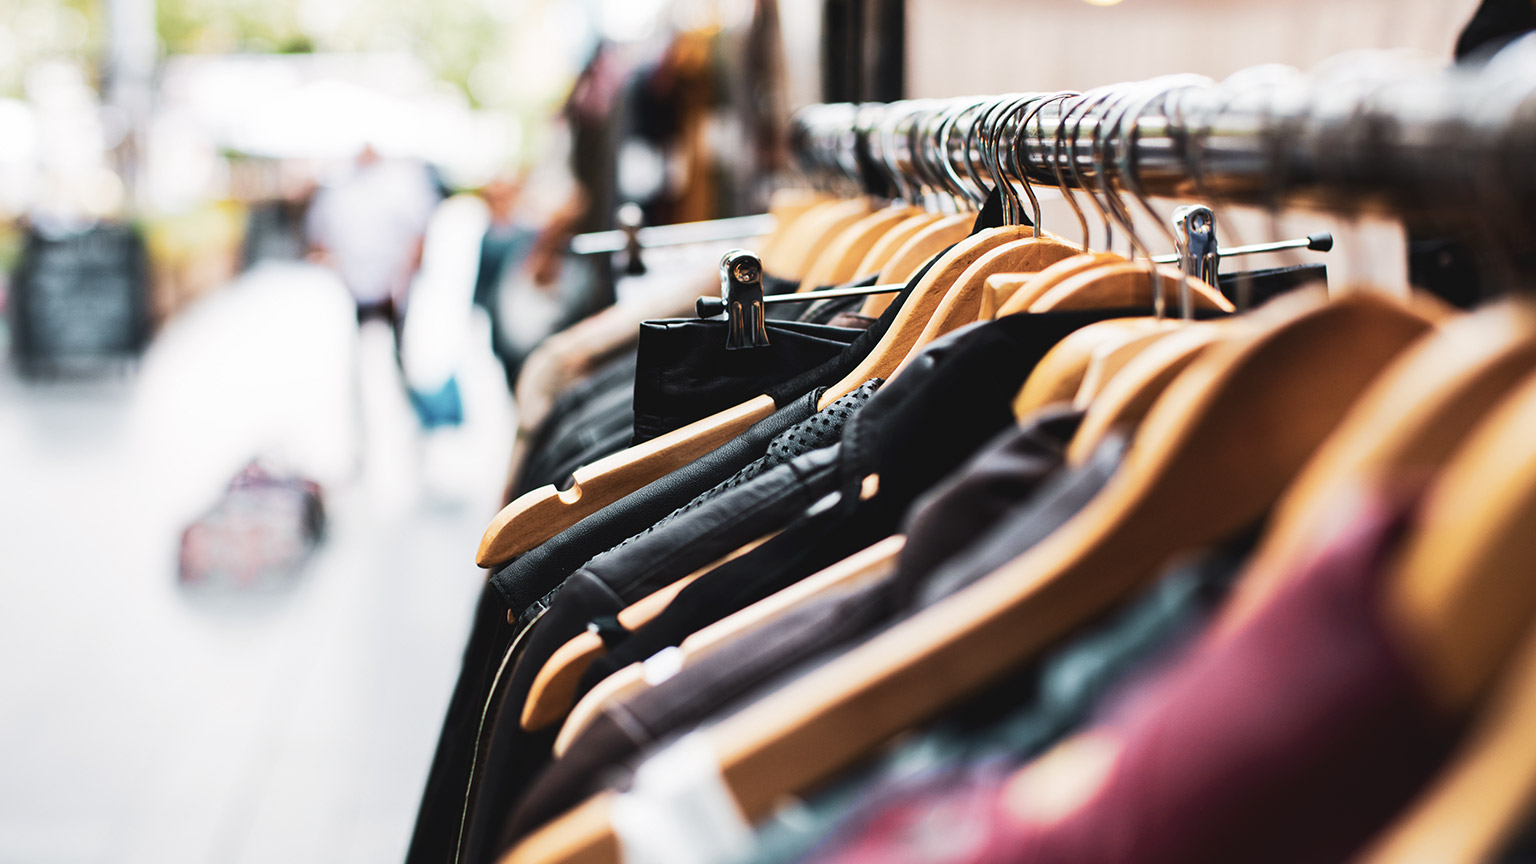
[810,495,1458,864]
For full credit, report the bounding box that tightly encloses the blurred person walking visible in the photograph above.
[305,144,440,343]
[305,145,441,481]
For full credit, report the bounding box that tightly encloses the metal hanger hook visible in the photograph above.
[1039,92,1091,250]
[984,94,1038,226]
[1062,88,1121,253]
[959,95,1001,210]
[1010,90,1079,239]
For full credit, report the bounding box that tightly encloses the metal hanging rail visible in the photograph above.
[786,41,1536,239]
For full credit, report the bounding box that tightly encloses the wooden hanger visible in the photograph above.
[797,204,922,291]
[859,213,974,316]
[1386,364,1536,713]
[552,536,907,757]
[763,197,873,281]
[888,233,1083,373]
[1223,301,1536,626]
[1012,319,1181,418]
[478,395,779,567]
[811,222,1057,411]
[756,197,842,274]
[1353,616,1536,864]
[1007,264,1233,418]
[853,212,944,278]
[754,189,835,266]
[502,293,1435,864]
[1027,262,1233,313]
[1065,323,1238,464]
[1072,322,1185,407]
[985,251,1122,318]
[519,531,780,731]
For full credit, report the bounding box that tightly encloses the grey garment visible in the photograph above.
[913,432,1130,608]
[894,406,1086,589]
[742,527,1256,864]
[597,379,883,560]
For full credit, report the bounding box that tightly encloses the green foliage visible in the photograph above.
[0,0,518,106]
[0,0,103,95]
[155,0,510,104]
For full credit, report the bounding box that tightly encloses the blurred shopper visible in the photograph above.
[472,174,539,387]
[305,145,440,342]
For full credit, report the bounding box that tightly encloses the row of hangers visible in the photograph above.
[489,42,1536,864]
[504,74,1299,765]
[488,38,1536,572]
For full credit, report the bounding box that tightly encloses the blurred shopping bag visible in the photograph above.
[178,460,326,590]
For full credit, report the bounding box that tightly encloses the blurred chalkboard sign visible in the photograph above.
[10,222,150,374]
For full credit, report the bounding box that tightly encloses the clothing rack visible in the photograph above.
[787,43,1536,238]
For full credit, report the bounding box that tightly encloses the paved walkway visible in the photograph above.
[0,262,514,863]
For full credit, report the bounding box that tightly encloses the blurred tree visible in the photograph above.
[0,0,104,95]
[155,0,510,106]
[0,0,526,108]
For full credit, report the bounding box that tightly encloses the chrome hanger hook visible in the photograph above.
[1117,76,1216,260]
[1010,90,1079,239]
[1041,92,1091,250]
[1062,88,1121,253]
[983,93,1041,227]
[975,95,1021,223]
[959,95,1001,210]
[936,99,985,210]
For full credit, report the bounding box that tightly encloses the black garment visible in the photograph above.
[799,289,874,325]
[516,353,640,495]
[503,409,1086,841]
[779,274,883,324]
[485,313,1118,859]
[496,388,824,620]
[762,273,802,297]
[403,584,524,864]
[601,379,881,564]
[895,406,1084,585]
[408,250,949,864]
[460,383,879,864]
[631,318,865,443]
[914,433,1129,608]
[1215,263,1327,310]
[417,207,1021,864]
[575,308,1168,697]
[506,576,892,841]
[490,248,949,623]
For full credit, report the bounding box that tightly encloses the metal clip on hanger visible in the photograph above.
[718,249,771,350]
[1174,203,1219,286]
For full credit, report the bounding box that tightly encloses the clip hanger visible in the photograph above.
[719,250,771,350]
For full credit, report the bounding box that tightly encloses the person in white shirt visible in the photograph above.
[305,144,440,341]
